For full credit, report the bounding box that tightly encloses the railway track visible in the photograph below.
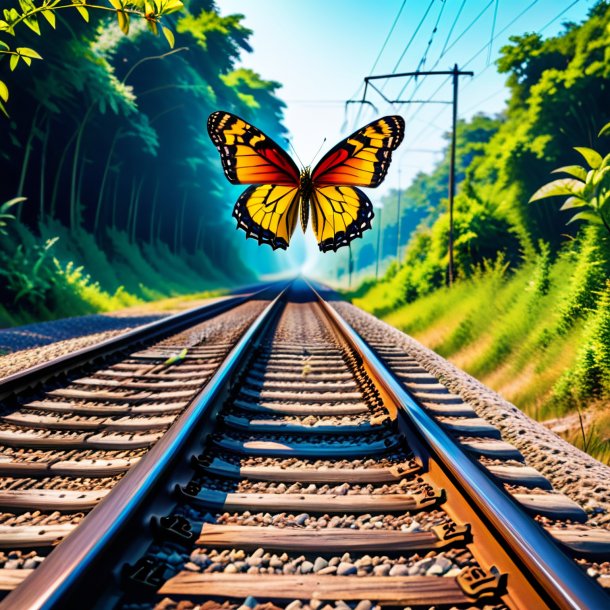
[0,280,608,610]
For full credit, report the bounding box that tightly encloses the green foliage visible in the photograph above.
[0,196,26,234]
[529,120,610,235]
[554,226,609,333]
[0,1,185,116]
[530,240,552,298]
[555,280,610,402]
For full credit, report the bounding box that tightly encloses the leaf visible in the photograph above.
[163,348,188,366]
[574,146,603,169]
[599,122,610,138]
[108,0,123,8]
[162,25,174,48]
[9,54,19,71]
[0,20,10,33]
[23,16,41,35]
[75,6,89,22]
[0,40,8,50]
[117,10,129,35]
[17,47,42,59]
[0,101,8,119]
[567,211,603,226]
[21,56,32,67]
[41,10,56,28]
[0,80,7,103]
[147,19,158,36]
[162,0,184,14]
[551,165,587,181]
[529,178,584,202]
[559,196,587,211]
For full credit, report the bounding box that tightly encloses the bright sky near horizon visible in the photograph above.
[215,0,598,275]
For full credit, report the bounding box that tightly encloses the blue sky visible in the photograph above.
[215,0,598,274]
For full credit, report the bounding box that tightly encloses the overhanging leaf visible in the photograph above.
[23,16,41,35]
[551,165,587,181]
[41,10,56,28]
[117,11,129,35]
[9,54,19,71]
[567,211,603,225]
[574,146,603,169]
[598,122,610,138]
[0,80,8,103]
[559,197,587,211]
[529,178,584,202]
[162,25,175,48]
[16,47,42,59]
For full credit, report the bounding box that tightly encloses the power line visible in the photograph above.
[539,0,582,34]
[440,0,495,58]
[487,0,500,65]
[345,0,410,107]
[395,0,448,100]
[440,0,466,57]
[370,0,409,74]
[396,0,494,114]
[462,0,541,73]
[390,0,436,75]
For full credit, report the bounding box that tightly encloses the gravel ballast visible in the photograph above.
[0,298,220,380]
[331,300,610,526]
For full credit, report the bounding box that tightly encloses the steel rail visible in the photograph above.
[0,283,290,610]
[0,282,278,400]
[311,283,608,610]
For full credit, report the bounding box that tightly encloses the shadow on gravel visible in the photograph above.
[0,313,168,353]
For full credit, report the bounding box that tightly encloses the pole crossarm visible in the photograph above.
[348,64,474,287]
[365,68,474,81]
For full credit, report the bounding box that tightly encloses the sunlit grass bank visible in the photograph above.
[0,221,241,328]
[348,231,610,464]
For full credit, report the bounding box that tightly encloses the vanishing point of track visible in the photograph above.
[0,280,608,610]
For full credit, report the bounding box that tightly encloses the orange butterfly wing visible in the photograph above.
[233,184,300,251]
[310,185,374,253]
[308,115,404,252]
[312,115,405,187]
[207,111,299,185]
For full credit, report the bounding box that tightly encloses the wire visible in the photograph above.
[390,0,436,75]
[345,0,409,129]
[395,0,448,101]
[440,0,495,58]
[345,0,409,107]
[370,0,409,74]
[539,0,582,33]
[487,0,500,65]
[462,0,540,72]
[440,0,466,57]
[395,0,493,111]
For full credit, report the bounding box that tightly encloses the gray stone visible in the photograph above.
[336,562,357,576]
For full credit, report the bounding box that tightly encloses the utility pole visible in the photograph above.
[358,65,473,286]
[375,206,383,280]
[395,168,402,262]
[447,64,460,286]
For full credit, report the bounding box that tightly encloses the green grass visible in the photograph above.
[350,241,610,464]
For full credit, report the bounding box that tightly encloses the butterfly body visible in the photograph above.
[298,167,313,233]
[207,111,405,252]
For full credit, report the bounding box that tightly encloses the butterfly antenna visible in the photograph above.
[309,138,327,167]
[288,140,306,169]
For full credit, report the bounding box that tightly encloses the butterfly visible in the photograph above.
[207,111,405,252]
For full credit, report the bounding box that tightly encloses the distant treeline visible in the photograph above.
[0,0,288,289]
